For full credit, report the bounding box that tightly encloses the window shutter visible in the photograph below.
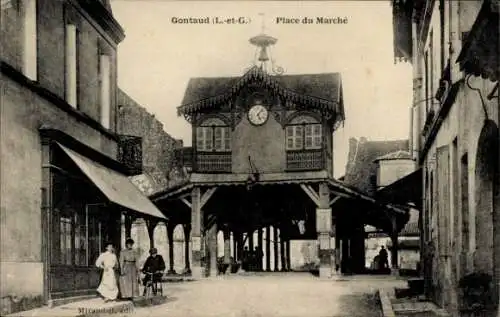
[196,128,204,151]
[313,124,322,148]
[205,128,213,151]
[436,145,450,256]
[286,126,295,150]
[214,127,222,151]
[295,126,303,150]
[305,125,313,149]
[223,128,231,151]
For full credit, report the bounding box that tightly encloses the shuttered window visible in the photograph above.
[436,145,450,256]
[286,123,322,150]
[196,123,231,152]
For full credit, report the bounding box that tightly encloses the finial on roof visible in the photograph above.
[248,13,284,75]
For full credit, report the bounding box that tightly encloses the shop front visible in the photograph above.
[40,129,166,304]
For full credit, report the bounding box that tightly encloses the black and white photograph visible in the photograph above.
[0,0,499,316]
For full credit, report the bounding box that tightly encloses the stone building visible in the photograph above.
[115,89,190,271]
[116,88,188,194]
[392,0,499,314]
[337,137,410,273]
[0,1,165,314]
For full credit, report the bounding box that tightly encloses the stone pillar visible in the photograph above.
[207,218,218,277]
[167,223,176,274]
[280,232,286,271]
[265,226,271,271]
[223,229,231,264]
[183,224,191,274]
[286,239,291,272]
[316,182,333,278]
[191,187,204,279]
[391,218,399,276]
[257,228,263,271]
[274,227,279,271]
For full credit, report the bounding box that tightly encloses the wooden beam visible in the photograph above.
[329,196,341,206]
[181,198,192,209]
[200,187,217,208]
[300,184,320,207]
[328,188,352,199]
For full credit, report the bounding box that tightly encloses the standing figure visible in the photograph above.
[95,243,119,302]
[141,248,166,296]
[378,246,389,270]
[119,238,140,299]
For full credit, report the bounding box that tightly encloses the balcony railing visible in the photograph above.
[286,149,324,171]
[117,134,142,175]
[195,152,232,173]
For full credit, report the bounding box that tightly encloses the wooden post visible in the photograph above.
[191,187,204,279]
[146,219,158,249]
[257,228,263,271]
[265,226,271,271]
[41,138,52,304]
[286,239,291,272]
[124,214,133,240]
[183,224,191,274]
[391,217,399,276]
[316,182,332,278]
[167,222,176,274]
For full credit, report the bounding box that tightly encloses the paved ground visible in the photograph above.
[123,273,407,317]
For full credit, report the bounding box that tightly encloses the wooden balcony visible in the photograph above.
[195,152,232,173]
[286,149,324,171]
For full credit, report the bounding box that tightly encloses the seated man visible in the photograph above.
[141,248,165,295]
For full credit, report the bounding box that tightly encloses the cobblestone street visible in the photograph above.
[125,273,406,317]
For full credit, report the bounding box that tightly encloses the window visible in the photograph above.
[99,54,111,128]
[21,0,37,80]
[65,24,78,108]
[429,30,434,109]
[424,51,429,113]
[196,118,231,152]
[285,116,322,150]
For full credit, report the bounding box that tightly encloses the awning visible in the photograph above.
[456,0,499,82]
[57,143,166,220]
[376,168,422,210]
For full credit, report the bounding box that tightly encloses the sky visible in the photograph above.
[110,0,413,178]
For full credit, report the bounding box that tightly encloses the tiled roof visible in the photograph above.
[180,69,341,106]
[344,138,409,195]
[400,221,419,236]
[374,150,412,161]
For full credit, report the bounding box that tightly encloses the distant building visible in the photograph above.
[339,137,410,273]
[1,1,165,314]
[392,0,499,313]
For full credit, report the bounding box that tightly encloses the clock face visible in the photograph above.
[248,104,269,126]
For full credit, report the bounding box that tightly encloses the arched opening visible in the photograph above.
[131,218,150,267]
[474,120,499,277]
[153,222,168,265]
[173,224,185,272]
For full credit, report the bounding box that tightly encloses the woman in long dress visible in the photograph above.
[119,238,140,299]
[95,244,119,302]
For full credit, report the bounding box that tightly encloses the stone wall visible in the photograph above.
[116,89,187,193]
